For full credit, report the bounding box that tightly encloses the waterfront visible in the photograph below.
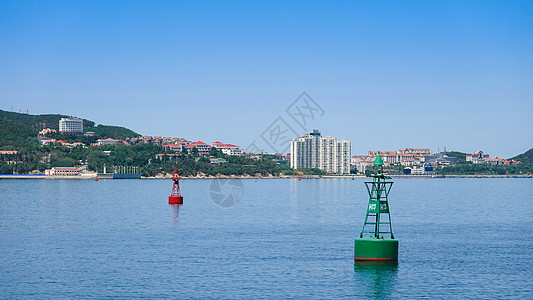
[1,178,532,298]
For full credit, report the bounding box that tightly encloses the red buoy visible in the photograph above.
[95,176,98,181]
[169,169,183,204]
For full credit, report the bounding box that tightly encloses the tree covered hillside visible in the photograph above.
[511,148,533,164]
[0,119,39,150]
[0,110,94,130]
[0,109,140,145]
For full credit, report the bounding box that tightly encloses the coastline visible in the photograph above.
[1,174,531,180]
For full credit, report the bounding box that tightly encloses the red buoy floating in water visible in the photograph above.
[95,176,98,182]
[169,169,183,204]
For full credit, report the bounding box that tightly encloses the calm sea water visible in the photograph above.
[0,178,532,299]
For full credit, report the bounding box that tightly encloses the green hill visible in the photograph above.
[0,109,140,144]
[0,110,95,130]
[510,148,533,164]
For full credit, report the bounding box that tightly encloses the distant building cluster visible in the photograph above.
[126,135,189,146]
[157,141,244,158]
[290,130,351,174]
[21,117,524,177]
[352,148,434,173]
[466,151,519,165]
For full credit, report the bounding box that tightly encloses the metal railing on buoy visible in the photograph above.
[169,169,183,204]
[354,153,398,262]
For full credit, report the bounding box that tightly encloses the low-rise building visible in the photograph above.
[485,157,506,165]
[38,128,57,136]
[467,151,518,165]
[212,141,243,156]
[162,144,183,153]
[55,140,85,148]
[424,153,458,165]
[45,167,81,176]
[184,141,212,155]
[398,148,432,156]
[210,157,227,164]
[155,153,184,160]
[366,148,434,166]
[404,163,435,175]
[38,138,56,145]
[94,138,125,146]
[351,155,374,174]
[466,151,490,163]
[0,150,18,155]
[368,151,399,164]
[127,136,190,146]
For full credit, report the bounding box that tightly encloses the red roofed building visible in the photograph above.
[163,144,183,153]
[485,157,506,165]
[0,150,18,155]
[466,151,491,164]
[57,141,86,148]
[38,128,57,136]
[45,167,81,176]
[212,141,243,156]
[185,141,212,155]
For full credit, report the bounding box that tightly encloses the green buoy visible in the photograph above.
[354,153,399,262]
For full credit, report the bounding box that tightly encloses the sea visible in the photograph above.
[0,178,532,299]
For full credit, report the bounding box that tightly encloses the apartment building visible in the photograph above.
[290,130,351,174]
[59,118,83,134]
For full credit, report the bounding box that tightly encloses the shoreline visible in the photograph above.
[1,174,531,180]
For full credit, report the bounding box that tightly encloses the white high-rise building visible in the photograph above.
[290,130,351,174]
[59,118,84,134]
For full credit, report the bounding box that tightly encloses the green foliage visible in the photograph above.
[209,147,224,157]
[437,162,533,175]
[0,110,80,130]
[47,132,98,144]
[295,168,326,175]
[510,148,533,164]
[91,124,140,139]
[0,109,139,141]
[190,147,199,157]
[435,148,533,175]
[50,156,77,167]
[0,162,14,174]
[0,119,39,150]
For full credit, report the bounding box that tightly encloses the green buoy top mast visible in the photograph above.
[360,153,395,239]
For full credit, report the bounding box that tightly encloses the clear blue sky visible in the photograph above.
[1,1,531,158]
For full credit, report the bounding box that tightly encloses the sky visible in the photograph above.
[0,1,532,158]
